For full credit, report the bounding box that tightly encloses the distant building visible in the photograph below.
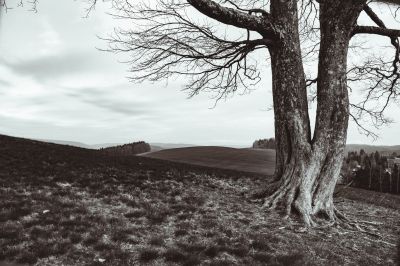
[352,165,361,174]
[387,158,400,169]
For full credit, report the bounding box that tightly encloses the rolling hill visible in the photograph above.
[32,135,400,157]
[39,139,165,152]
[345,144,400,156]
[37,139,123,149]
[143,146,276,175]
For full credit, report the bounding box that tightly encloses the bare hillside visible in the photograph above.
[0,134,399,265]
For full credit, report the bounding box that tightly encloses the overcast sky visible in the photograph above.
[0,1,399,146]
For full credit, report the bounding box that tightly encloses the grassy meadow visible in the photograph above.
[0,135,399,265]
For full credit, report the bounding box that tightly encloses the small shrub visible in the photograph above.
[74,225,89,233]
[277,253,305,265]
[179,243,206,253]
[183,254,201,266]
[145,207,169,224]
[177,212,192,220]
[17,251,37,264]
[54,240,70,255]
[223,228,233,238]
[182,194,205,207]
[83,235,100,246]
[0,222,22,239]
[93,242,112,251]
[210,259,233,266]
[226,245,249,257]
[111,228,133,242]
[149,236,164,246]
[2,245,21,260]
[32,242,53,258]
[204,246,219,258]
[252,252,273,263]
[163,248,187,262]
[124,210,146,219]
[200,218,219,228]
[250,238,272,251]
[30,226,50,239]
[174,229,188,237]
[60,217,83,227]
[215,237,229,246]
[8,207,31,220]
[139,248,159,262]
[70,232,82,244]
[204,231,217,238]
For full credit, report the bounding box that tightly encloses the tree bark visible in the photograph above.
[265,0,366,226]
[269,0,311,181]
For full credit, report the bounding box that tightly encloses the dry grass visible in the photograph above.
[0,134,399,265]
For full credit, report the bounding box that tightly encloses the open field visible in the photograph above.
[143,147,276,175]
[0,134,399,265]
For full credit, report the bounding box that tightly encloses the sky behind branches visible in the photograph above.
[0,0,399,146]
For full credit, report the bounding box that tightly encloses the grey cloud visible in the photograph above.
[0,79,10,87]
[84,99,153,116]
[22,96,50,107]
[66,87,155,117]
[1,51,105,82]
[0,79,10,95]
[0,114,123,145]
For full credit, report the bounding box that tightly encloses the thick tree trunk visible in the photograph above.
[266,0,319,225]
[265,0,366,226]
[269,0,312,181]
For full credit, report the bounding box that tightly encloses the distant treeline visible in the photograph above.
[100,141,151,156]
[343,149,400,195]
[252,138,276,149]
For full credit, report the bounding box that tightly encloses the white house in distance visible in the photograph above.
[387,158,400,169]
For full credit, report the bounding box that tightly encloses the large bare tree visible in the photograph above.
[102,0,400,226]
[3,0,400,226]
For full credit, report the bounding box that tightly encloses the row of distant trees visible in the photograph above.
[100,141,151,156]
[252,138,276,149]
[343,149,400,195]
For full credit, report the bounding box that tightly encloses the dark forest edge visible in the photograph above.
[343,149,400,195]
[99,141,151,156]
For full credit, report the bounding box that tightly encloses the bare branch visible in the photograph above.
[363,4,386,28]
[102,0,271,100]
[347,57,398,135]
[186,0,276,37]
[353,25,400,37]
[0,0,38,12]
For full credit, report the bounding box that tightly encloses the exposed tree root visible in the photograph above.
[363,237,396,247]
[325,208,386,239]
[262,185,319,227]
[263,191,386,238]
[248,180,280,200]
